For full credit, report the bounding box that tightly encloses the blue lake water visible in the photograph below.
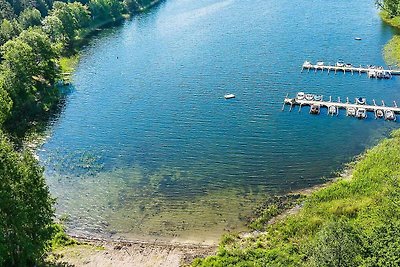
[39,0,400,243]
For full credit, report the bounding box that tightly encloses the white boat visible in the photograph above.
[296,92,305,100]
[335,60,345,67]
[309,104,320,114]
[356,108,367,119]
[384,110,396,121]
[303,61,312,67]
[316,61,324,66]
[376,109,384,118]
[368,70,377,78]
[305,94,314,101]
[346,107,356,116]
[314,95,323,101]
[328,106,337,115]
[355,97,366,105]
[224,94,235,99]
[355,37,362,41]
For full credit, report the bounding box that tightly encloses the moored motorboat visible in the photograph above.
[314,95,323,101]
[356,108,367,119]
[303,61,312,67]
[335,60,345,67]
[296,92,305,100]
[309,104,320,114]
[316,61,324,66]
[345,63,352,68]
[368,70,377,78]
[328,105,337,115]
[384,110,396,121]
[376,109,384,118]
[305,94,314,101]
[384,71,392,79]
[346,107,356,116]
[355,97,366,105]
[224,94,235,99]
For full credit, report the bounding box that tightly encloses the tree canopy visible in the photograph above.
[0,132,55,266]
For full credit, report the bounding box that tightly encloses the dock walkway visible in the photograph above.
[283,93,399,120]
[301,61,400,77]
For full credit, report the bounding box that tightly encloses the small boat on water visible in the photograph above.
[316,61,324,66]
[368,70,377,78]
[303,61,312,67]
[335,60,345,68]
[314,95,323,101]
[296,92,305,100]
[305,94,314,101]
[355,37,362,41]
[346,107,356,117]
[356,108,367,119]
[328,106,337,115]
[224,94,235,99]
[356,97,366,105]
[384,110,396,121]
[345,63,352,68]
[384,72,392,79]
[309,104,320,115]
[376,109,384,118]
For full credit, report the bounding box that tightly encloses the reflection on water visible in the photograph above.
[39,0,400,243]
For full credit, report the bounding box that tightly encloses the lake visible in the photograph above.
[39,0,400,244]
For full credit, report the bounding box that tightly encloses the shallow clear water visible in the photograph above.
[39,0,400,243]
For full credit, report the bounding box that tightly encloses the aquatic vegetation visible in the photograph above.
[192,129,400,266]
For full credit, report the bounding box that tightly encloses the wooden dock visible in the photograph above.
[282,93,399,120]
[301,61,400,77]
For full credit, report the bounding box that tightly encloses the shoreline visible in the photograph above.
[50,160,358,266]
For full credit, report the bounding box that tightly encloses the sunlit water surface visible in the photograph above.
[39,0,400,243]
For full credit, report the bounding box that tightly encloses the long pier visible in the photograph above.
[282,93,399,120]
[301,61,400,78]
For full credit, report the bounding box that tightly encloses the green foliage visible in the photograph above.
[0,0,15,20]
[50,224,77,250]
[0,19,21,46]
[89,0,124,22]
[306,219,362,267]
[0,131,55,266]
[1,27,60,135]
[18,8,42,29]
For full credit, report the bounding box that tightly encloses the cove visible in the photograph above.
[39,0,400,244]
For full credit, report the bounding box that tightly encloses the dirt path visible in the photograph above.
[50,237,216,267]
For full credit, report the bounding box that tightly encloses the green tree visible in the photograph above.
[0,19,20,46]
[89,0,123,21]
[1,28,60,134]
[18,7,42,29]
[50,1,90,47]
[0,0,15,20]
[307,219,362,267]
[377,0,400,17]
[0,132,55,265]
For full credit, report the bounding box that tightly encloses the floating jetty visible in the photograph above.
[282,93,399,121]
[301,60,400,78]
